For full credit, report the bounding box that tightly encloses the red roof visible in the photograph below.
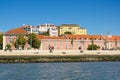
[5,28,28,35]
[37,35,65,39]
[36,35,44,39]
[104,36,120,40]
[65,34,120,41]
[43,36,65,39]
[65,34,102,40]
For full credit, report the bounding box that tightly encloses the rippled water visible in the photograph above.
[0,62,120,80]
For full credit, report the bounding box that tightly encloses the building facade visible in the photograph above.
[49,27,58,37]
[38,24,58,36]
[3,28,28,50]
[59,24,87,35]
[21,24,39,34]
[37,34,120,50]
[3,26,120,51]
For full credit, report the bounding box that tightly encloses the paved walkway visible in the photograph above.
[0,50,120,56]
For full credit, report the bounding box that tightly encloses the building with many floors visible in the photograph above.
[59,24,87,35]
[21,24,39,34]
[37,24,58,36]
[21,24,58,36]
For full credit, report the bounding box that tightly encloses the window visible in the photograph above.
[8,36,12,43]
[90,38,92,40]
[8,38,12,43]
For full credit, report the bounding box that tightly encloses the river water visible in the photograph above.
[0,62,120,80]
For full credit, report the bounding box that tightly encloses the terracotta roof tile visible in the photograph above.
[104,36,120,40]
[65,34,102,40]
[65,34,120,40]
[43,36,65,39]
[36,35,44,39]
[5,28,28,35]
[37,35,65,39]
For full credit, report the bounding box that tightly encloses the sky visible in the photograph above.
[0,0,120,35]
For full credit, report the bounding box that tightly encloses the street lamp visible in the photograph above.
[30,26,32,49]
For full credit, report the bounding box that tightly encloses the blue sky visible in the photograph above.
[0,0,120,35]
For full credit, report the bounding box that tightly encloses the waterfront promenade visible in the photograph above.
[0,50,120,56]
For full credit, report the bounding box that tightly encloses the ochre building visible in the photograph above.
[59,24,87,35]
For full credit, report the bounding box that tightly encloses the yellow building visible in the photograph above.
[59,24,87,35]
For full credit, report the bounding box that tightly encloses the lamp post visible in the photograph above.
[30,26,32,49]
[30,34,32,49]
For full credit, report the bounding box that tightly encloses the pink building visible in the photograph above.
[3,28,28,50]
[3,27,120,50]
[37,34,120,50]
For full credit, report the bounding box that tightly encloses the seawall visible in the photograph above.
[0,50,120,63]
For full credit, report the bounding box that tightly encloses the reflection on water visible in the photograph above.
[0,62,120,80]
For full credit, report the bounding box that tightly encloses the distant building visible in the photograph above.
[38,24,58,36]
[21,24,39,34]
[49,27,58,37]
[59,24,87,35]
[14,24,58,36]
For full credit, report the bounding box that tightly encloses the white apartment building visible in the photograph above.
[38,24,58,36]
[49,27,58,37]
[21,24,58,36]
[21,24,39,34]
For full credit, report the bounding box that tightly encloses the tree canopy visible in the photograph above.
[64,31,72,34]
[15,34,27,49]
[40,32,49,36]
[28,33,41,49]
[87,39,100,50]
[6,44,11,50]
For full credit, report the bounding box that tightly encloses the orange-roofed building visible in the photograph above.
[63,34,120,50]
[3,28,28,50]
[37,35,67,50]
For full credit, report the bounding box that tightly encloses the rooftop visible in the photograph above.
[61,24,80,27]
[37,35,65,39]
[5,28,28,35]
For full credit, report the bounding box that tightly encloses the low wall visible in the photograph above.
[0,50,120,63]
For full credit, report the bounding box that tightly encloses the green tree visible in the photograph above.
[28,33,41,49]
[0,34,3,49]
[87,39,100,50]
[6,44,11,50]
[64,31,72,34]
[15,34,27,49]
[87,44,100,50]
[40,32,49,36]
